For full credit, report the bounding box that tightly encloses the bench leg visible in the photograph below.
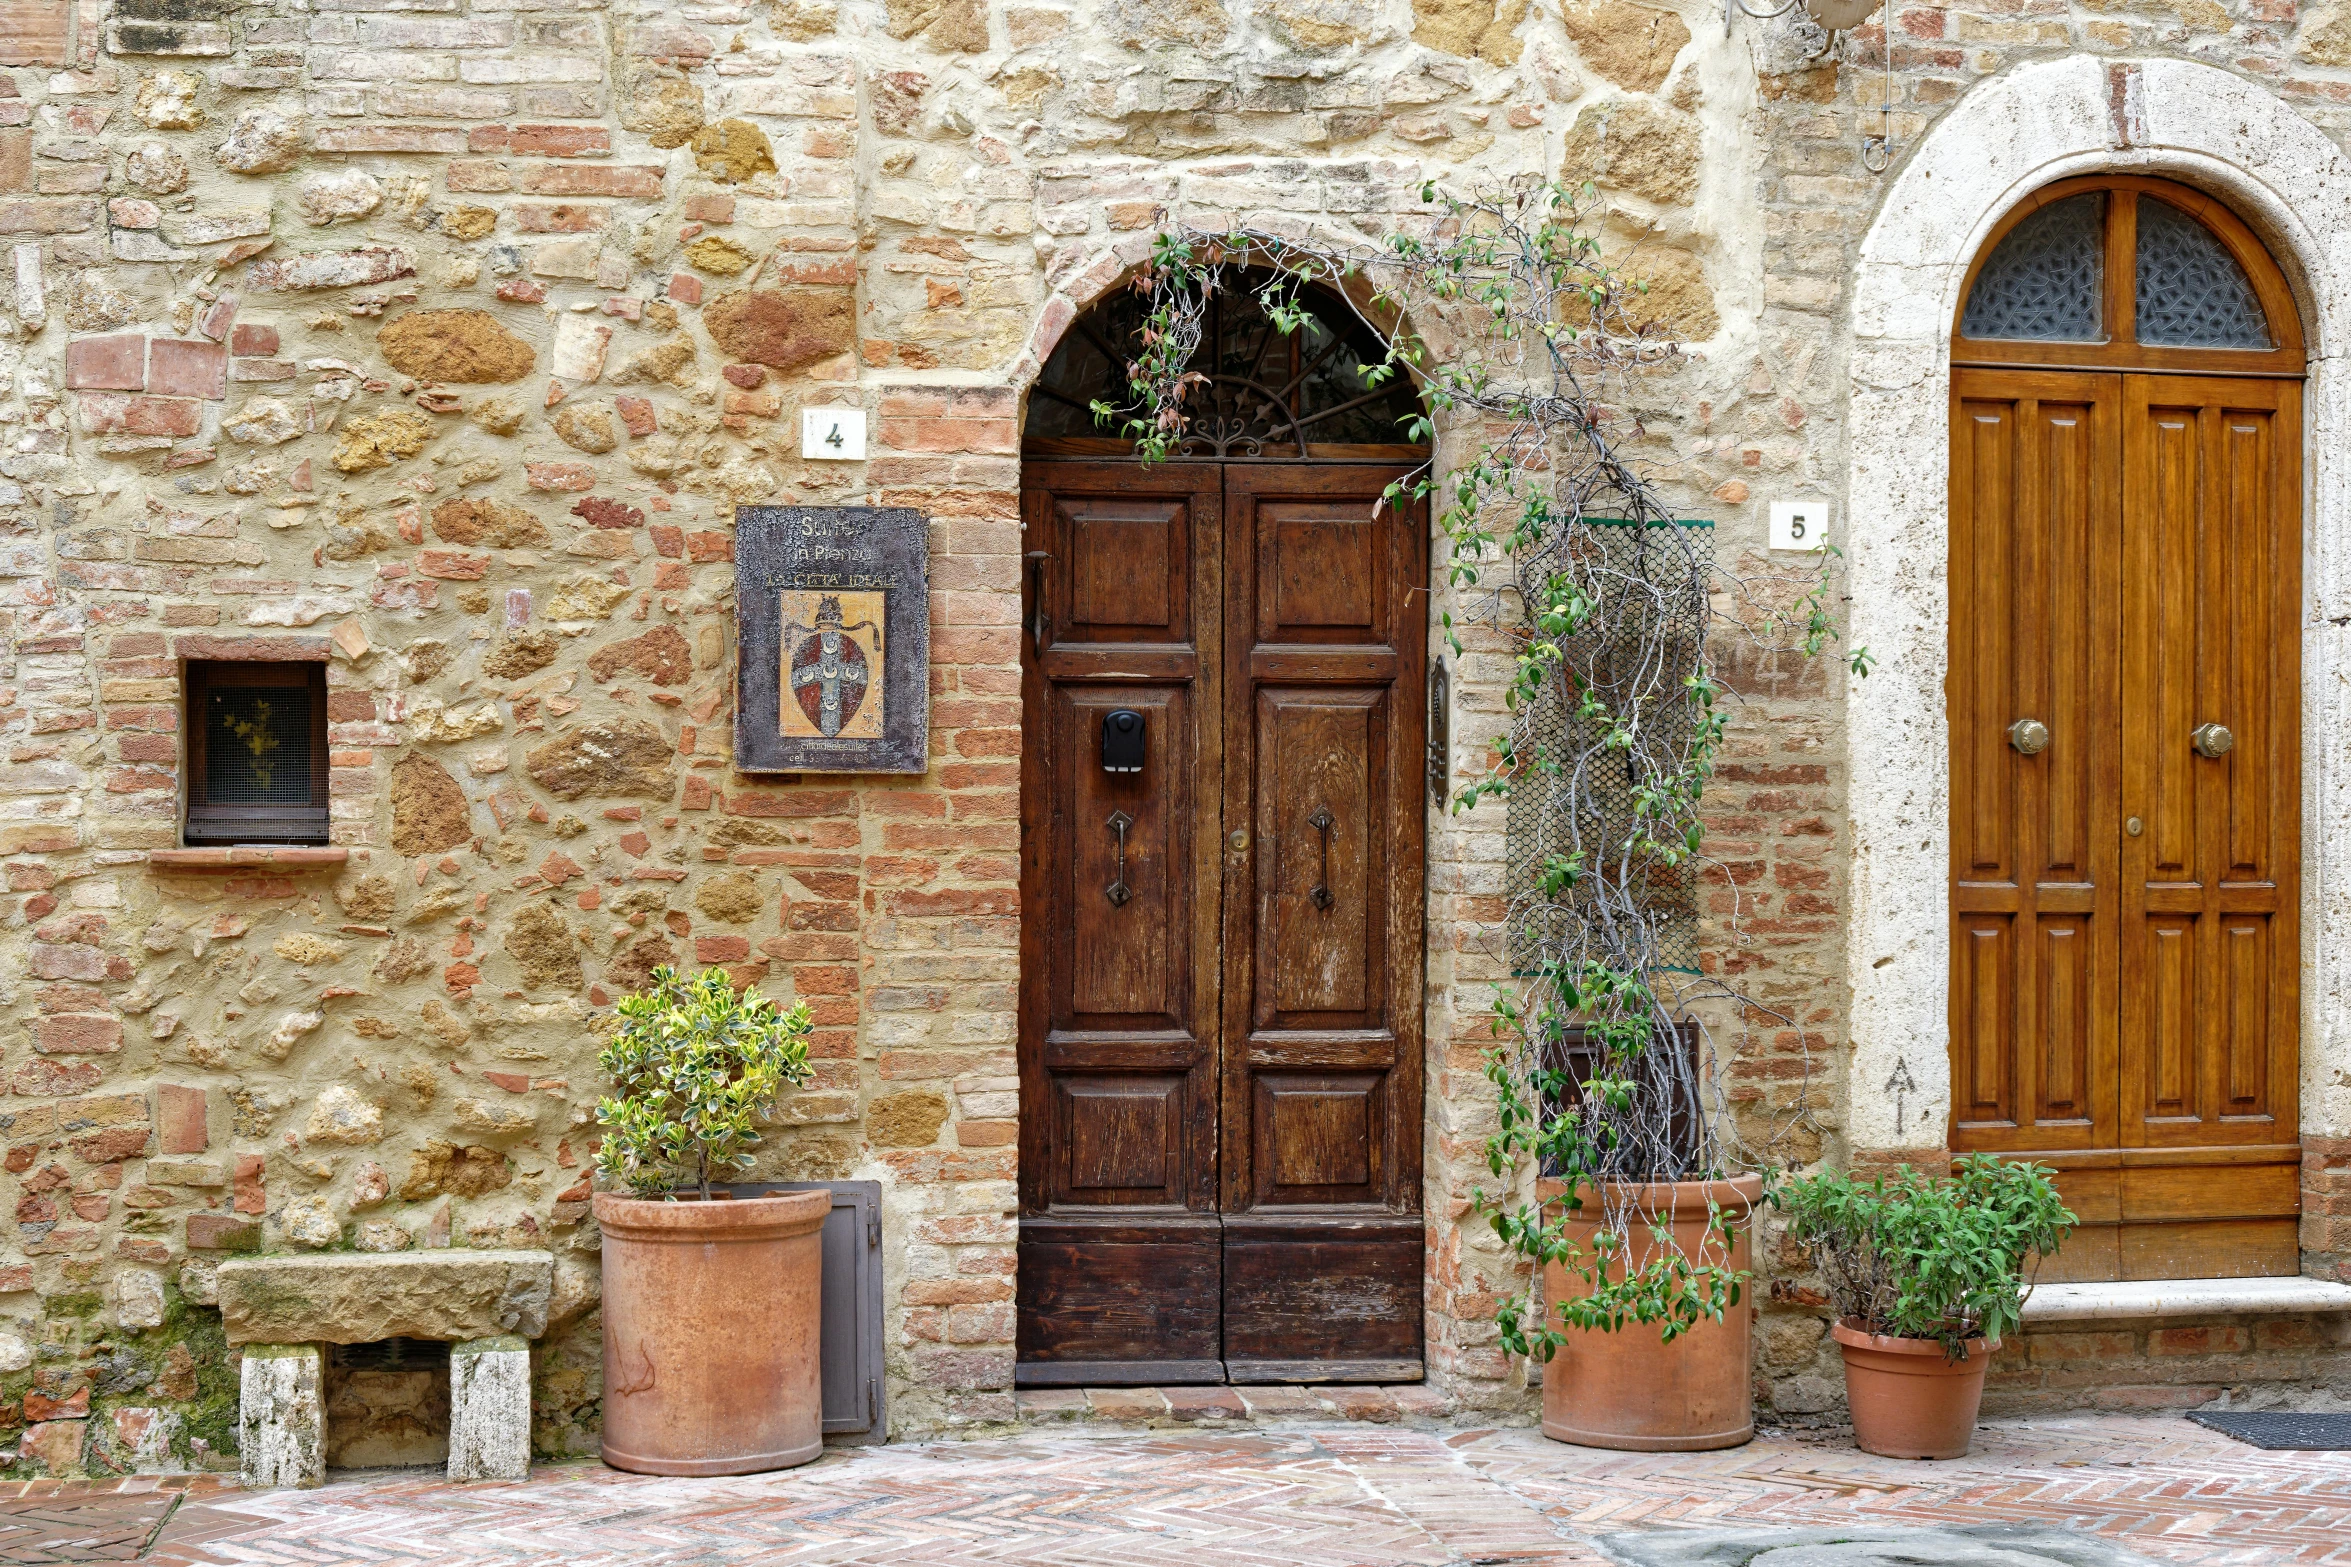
[448,1335,532,1481]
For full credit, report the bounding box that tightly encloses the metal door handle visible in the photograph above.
[1105,810,1133,907]
[1308,807,1334,910]
[2192,722,2234,759]
[2008,718,2049,756]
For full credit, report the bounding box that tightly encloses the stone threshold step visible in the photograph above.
[1018,1383,1457,1427]
[2021,1275,2351,1323]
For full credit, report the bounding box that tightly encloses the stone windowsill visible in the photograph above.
[148,847,350,873]
[2020,1276,2351,1324]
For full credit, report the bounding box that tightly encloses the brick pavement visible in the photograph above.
[76,1414,2347,1566]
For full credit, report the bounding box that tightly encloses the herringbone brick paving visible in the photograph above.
[100,1415,2346,1566]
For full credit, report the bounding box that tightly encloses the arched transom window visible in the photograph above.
[1024,270,1429,459]
[1954,175,2302,374]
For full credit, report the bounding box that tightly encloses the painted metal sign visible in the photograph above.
[734,506,929,774]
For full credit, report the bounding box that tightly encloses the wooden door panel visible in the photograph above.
[2223,915,2274,1116]
[1256,502,1385,641]
[1252,1072,1384,1205]
[1057,684,1188,1025]
[1018,462,1224,1383]
[1947,369,2122,1155]
[2119,375,2299,1173]
[1221,464,1425,1378]
[1254,687,1386,1026]
[1021,457,1428,1384]
[1055,495,1193,643]
[1953,915,2014,1128]
[2036,917,2092,1124]
[1221,1215,1423,1383]
[1056,1076,1185,1204]
[1014,1218,1223,1385]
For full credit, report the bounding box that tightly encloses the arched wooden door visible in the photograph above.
[1015,280,1431,1383]
[1948,177,2304,1280]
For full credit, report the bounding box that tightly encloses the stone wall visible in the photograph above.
[0,0,2347,1478]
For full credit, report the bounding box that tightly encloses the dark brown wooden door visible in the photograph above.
[1948,368,2300,1281]
[1017,460,1426,1384]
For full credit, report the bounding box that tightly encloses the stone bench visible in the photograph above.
[220,1250,553,1489]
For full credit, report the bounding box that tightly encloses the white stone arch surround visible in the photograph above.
[1844,55,2351,1169]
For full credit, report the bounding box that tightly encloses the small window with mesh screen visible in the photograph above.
[185,661,329,846]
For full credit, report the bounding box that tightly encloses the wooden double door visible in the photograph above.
[1015,459,1427,1384]
[1948,368,2302,1280]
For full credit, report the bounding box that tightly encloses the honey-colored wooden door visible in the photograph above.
[1948,369,2300,1281]
[2112,374,2301,1279]
[1017,460,1426,1383]
[1949,369,2124,1168]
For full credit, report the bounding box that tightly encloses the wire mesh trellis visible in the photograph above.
[1505,518,1712,982]
[1499,514,1730,1188]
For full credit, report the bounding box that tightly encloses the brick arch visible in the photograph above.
[1841,56,2351,1177]
[1008,226,1429,420]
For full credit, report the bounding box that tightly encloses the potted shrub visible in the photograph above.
[1776,1153,2076,1459]
[591,966,824,1476]
[1493,1001,1762,1452]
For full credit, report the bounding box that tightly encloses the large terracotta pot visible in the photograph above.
[595,1189,827,1475]
[1831,1321,1997,1460]
[1539,1173,1761,1452]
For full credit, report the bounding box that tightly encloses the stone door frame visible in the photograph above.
[1842,56,2351,1194]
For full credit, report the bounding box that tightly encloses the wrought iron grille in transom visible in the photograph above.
[1954,176,2293,363]
[1025,272,1428,456]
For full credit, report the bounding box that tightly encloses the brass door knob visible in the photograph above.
[2192,722,2234,759]
[2008,718,2050,755]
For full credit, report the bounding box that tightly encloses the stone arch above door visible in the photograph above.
[1843,56,2351,1170]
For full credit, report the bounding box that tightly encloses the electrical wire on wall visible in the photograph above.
[1725,0,1897,173]
[1861,12,1895,173]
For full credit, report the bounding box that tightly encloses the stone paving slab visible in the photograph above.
[110,1415,2351,1566]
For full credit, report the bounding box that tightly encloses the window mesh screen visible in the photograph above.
[2135,197,2271,349]
[204,687,312,804]
[1961,191,2105,343]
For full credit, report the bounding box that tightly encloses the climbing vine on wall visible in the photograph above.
[1099,179,1871,1356]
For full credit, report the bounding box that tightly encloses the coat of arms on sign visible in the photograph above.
[778,590,885,740]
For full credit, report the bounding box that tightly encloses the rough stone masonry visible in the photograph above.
[0,0,2347,1480]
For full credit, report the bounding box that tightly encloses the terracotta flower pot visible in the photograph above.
[1831,1321,1998,1460]
[1539,1173,1761,1452]
[595,1189,828,1475]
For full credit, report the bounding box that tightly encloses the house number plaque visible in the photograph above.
[734,506,930,774]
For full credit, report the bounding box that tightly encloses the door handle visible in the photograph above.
[1308,807,1334,910]
[2192,722,2234,759]
[2008,718,2049,756]
[1025,551,1050,654]
[1105,810,1133,907]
